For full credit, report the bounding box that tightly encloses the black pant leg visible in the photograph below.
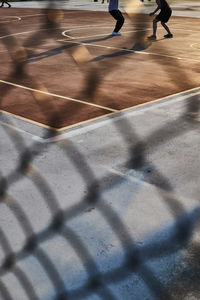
[109,10,124,32]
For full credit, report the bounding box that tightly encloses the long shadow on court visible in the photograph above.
[25,34,115,63]
[91,40,152,62]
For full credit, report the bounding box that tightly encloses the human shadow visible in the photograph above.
[25,35,114,63]
[25,34,152,64]
[26,43,77,63]
[91,40,152,62]
[81,34,114,44]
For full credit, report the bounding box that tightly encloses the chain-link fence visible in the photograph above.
[0,0,199,299]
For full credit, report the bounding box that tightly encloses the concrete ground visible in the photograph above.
[0,1,199,300]
[9,0,200,18]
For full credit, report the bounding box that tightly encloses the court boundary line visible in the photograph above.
[59,38,200,63]
[0,17,199,138]
[0,80,117,113]
[0,16,21,24]
[41,86,200,142]
[1,86,199,141]
[0,22,199,62]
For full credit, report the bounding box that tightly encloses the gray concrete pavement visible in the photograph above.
[0,87,199,299]
[9,0,200,18]
[0,1,199,299]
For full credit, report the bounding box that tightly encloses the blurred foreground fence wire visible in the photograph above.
[0,0,199,299]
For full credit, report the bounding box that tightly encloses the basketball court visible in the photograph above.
[0,6,199,132]
[0,1,199,300]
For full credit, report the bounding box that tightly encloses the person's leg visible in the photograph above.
[114,10,124,32]
[109,10,124,33]
[1,0,11,7]
[148,18,159,39]
[161,21,172,37]
[153,18,159,36]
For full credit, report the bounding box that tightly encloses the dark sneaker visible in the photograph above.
[164,34,173,38]
[147,35,156,40]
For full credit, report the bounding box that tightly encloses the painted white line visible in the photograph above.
[62,29,149,40]
[58,39,200,63]
[0,28,49,40]
[0,16,21,24]
[0,25,106,41]
[122,87,200,113]
[41,87,200,143]
[0,26,71,40]
[0,24,199,64]
[190,43,200,49]
[18,13,46,18]
[0,80,117,113]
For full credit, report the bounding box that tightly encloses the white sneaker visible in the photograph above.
[111,31,121,36]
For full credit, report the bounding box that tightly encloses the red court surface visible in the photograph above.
[0,8,199,129]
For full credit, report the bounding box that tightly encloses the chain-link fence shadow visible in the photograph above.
[0,0,200,299]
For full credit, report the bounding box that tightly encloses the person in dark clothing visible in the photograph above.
[148,0,172,40]
[108,0,124,36]
[0,0,11,7]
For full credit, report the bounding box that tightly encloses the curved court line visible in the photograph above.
[0,79,118,113]
[62,28,149,40]
[0,26,198,78]
[0,26,70,40]
[58,39,200,63]
[0,25,100,40]
[190,43,200,49]
[0,24,199,132]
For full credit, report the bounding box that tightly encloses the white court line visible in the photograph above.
[0,25,199,64]
[0,25,102,40]
[190,43,200,49]
[18,13,46,18]
[42,87,200,143]
[58,39,200,63]
[0,28,50,40]
[1,86,199,143]
[0,80,117,113]
[62,29,149,40]
[62,27,200,41]
[0,16,21,24]
[0,24,199,139]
